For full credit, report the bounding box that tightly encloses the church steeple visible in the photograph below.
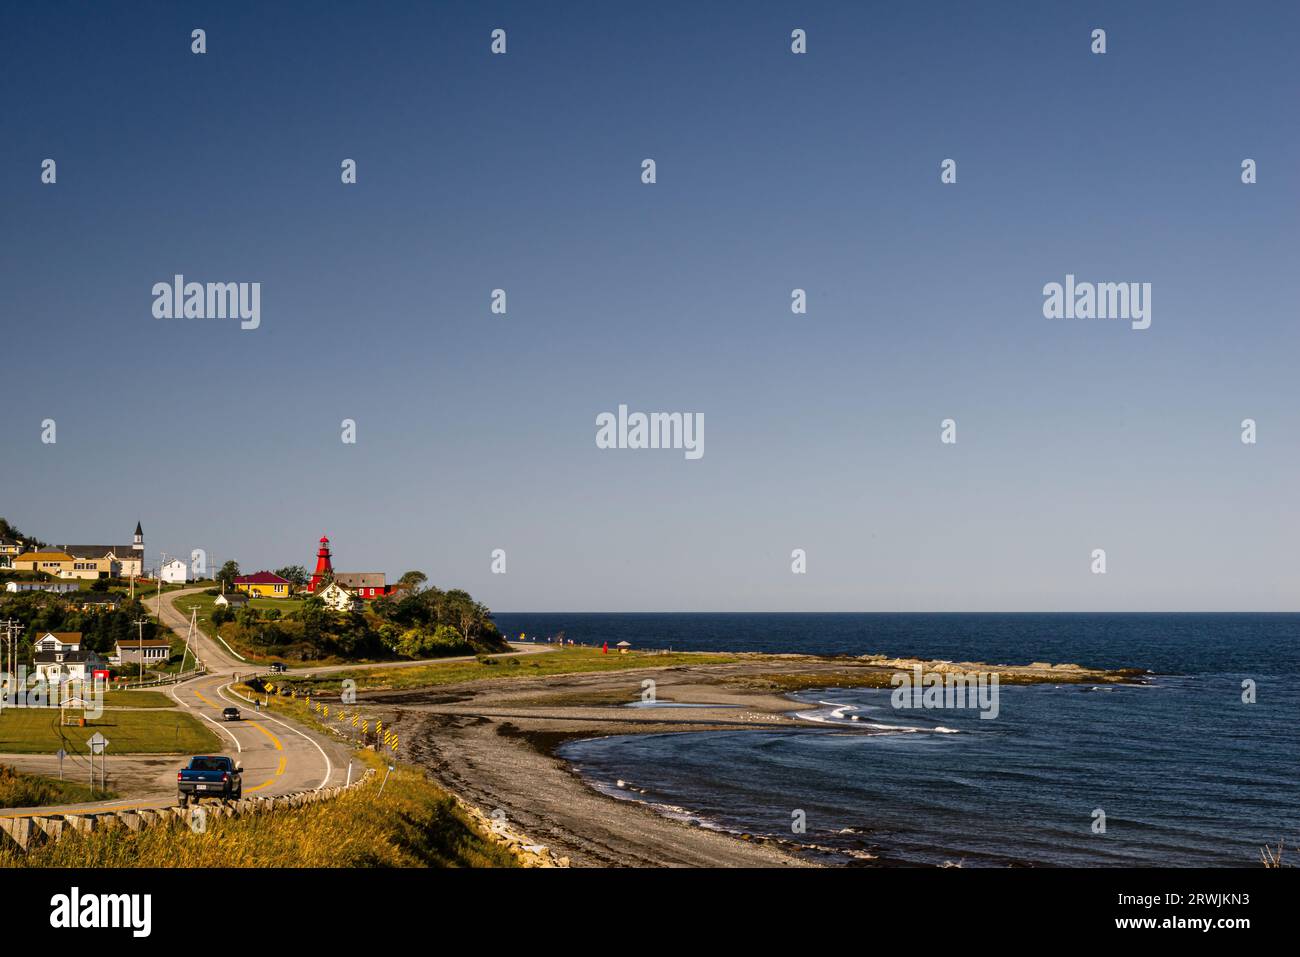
[133,521,144,552]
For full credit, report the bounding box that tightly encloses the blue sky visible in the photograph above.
[2,1,1297,610]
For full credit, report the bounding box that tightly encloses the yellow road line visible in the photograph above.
[246,721,283,750]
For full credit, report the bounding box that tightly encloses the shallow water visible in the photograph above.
[504,613,1300,867]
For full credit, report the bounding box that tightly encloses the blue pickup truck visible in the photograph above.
[177,755,243,805]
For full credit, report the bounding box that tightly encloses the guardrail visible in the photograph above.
[0,768,377,853]
[120,667,206,688]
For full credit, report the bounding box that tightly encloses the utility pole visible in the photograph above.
[177,607,197,679]
[133,618,149,683]
[0,619,19,704]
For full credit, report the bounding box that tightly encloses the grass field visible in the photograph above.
[172,592,298,623]
[101,690,175,709]
[116,580,214,602]
[0,706,219,755]
[0,764,116,809]
[0,752,517,867]
[273,647,738,695]
[170,592,304,665]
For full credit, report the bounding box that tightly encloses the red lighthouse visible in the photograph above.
[308,535,334,593]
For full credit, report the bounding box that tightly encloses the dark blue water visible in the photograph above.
[496,613,1299,866]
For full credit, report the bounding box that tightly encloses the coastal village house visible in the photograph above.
[159,557,188,584]
[9,550,92,579]
[113,637,172,667]
[0,536,26,569]
[72,592,124,612]
[214,591,249,609]
[233,571,292,598]
[305,536,392,599]
[315,580,363,613]
[60,522,146,579]
[5,581,80,594]
[32,632,106,685]
[11,523,145,580]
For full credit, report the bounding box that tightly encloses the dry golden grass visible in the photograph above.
[0,764,115,809]
[1260,839,1287,868]
[0,754,517,868]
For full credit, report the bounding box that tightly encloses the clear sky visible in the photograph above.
[2,1,1296,611]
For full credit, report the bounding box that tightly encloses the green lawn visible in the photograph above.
[102,689,175,709]
[274,647,738,695]
[171,593,301,665]
[112,580,212,602]
[0,706,219,755]
[173,592,299,622]
[170,593,388,668]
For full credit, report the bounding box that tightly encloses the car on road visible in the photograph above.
[268,662,287,673]
[177,755,242,805]
[221,706,241,721]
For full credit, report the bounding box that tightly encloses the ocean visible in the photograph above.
[493,613,1299,866]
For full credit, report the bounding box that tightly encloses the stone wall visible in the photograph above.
[449,792,570,868]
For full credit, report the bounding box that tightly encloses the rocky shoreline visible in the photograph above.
[369,652,1143,867]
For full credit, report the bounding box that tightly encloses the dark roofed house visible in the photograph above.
[60,522,145,579]
[114,637,172,666]
[74,592,125,612]
[333,572,388,599]
[31,632,106,683]
[214,591,249,608]
[62,545,137,560]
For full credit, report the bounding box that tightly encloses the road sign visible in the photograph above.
[87,732,109,754]
[56,748,67,781]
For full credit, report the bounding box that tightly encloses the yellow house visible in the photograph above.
[0,536,26,569]
[10,550,116,580]
[233,571,293,597]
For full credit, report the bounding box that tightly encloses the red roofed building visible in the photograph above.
[233,570,293,598]
[306,535,391,600]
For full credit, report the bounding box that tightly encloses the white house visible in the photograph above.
[214,591,249,609]
[159,558,188,585]
[5,581,80,594]
[316,580,362,613]
[32,632,106,685]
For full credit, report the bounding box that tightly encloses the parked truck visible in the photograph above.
[177,755,242,805]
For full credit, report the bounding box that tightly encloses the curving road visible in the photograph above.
[2,586,549,819]
[0,588,355,819]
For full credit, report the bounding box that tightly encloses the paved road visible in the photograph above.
[2,586,551,819]
[0,589,356,818]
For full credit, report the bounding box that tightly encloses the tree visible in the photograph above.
[0,517,45,549]
[398,570,428,593]
[274,565,309,590]
[216,561,241,590]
